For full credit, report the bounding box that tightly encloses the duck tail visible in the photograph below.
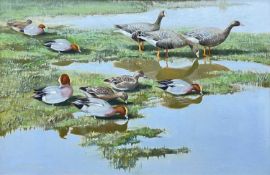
[32,92,43,101]
[44,41,55,47]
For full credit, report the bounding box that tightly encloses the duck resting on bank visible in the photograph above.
[184,20,243,59]
[79,86,128,103]
[72,97,128,119]
[7,19,32,32]
[104,71,145,91]
[44,39,81,53]
[22,23,46,36]
[115,11,165,52]
[33,74,73,104]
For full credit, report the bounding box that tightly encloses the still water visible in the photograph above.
[0,88,269,175]
[39,0,270,33]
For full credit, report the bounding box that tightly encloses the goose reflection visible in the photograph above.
[113,58,230,81]
[56,120,128,139]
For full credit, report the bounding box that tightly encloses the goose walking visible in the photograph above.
[79,86,128,103]
[184,20,243,59]
[158,79,202,95]
[104,71,145,91]
[72,98,128,119]
[44,39,81,53]
[33,74,73,104]
[7,19,32,32]
[115,11,165,52]
[137,30,199,59]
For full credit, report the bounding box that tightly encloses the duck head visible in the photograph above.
[191,83,203,95]
[117,92,128,104]
[58,74,71,86]
[113,105,128,119]
[134,70,145,79]
[26,19,32,24]
[38,24,46,29]
[71,43,81,53]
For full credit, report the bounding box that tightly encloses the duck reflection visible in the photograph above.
[113,58,230,81]
[56,120,128,139]
[161,94,203,109]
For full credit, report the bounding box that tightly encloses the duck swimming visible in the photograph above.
[72,97,128,119]
[33,74,73,104]
[158,79,202,95]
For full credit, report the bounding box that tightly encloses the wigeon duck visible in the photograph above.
[185,20,243,60]
[158,79,202,95]
[79,86,128,103]
[7,19,32,32]
[104,71,145,91]
[23,23,46,36]
[115,11,165,52]
[44,39,81,53]
[72,97,128,119]
[33,74,73,104]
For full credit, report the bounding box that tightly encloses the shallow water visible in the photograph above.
[1,88,269,175]
[53,58,270,80]
[39,0,270,33]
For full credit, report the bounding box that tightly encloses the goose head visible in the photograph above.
[71,43,81,52]
[159,10,165,18]
[230,20,243,27]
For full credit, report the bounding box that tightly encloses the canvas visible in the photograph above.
[0,0,269,175]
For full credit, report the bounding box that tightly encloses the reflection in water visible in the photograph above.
[114,58,200,81]
[56,120,128,139]
[114,58,230,81]
[161,95,203,109]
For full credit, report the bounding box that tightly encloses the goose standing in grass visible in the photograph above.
[72,98,128,119]
[104,71,145,91]
[184,20,243,59]
[44,39,81,53]
[22,23,46,36]
[137,30,200,59]
[158,79,202,95]
[7,19,32,32]
[33,74,73,104]
[79,86,128,103]
[115,11,165,52]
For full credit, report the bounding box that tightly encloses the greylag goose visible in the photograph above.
[44,39,81,53]
[115,11,165,52]
[7,19,32,32]
[137,30,200,59]
[79,86,128,103]
[184,20,242,58]
[104,71,144,91]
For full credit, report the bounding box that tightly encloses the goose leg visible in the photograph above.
[156,48,160,61]
[141,42,144,51]
[165,49,169,58]
[138,42,142,52]
[203,47,207,57]
[208,47,211,56]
